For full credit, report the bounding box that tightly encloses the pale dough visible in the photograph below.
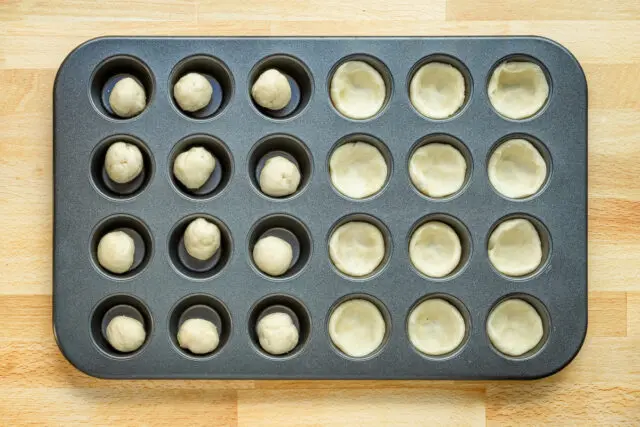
[251,69,292,110]
[329,299,386,358]
[177,318,220,355]
[488,138,547,199]
[330,61,386,119]
[329,142,388,199]
[109,77,146,118]
[104,141,144,184]
[173,72,213,112]
[409,143,467,198]
[409,221,462,278]
[488,218,543,277]
[256,312,299,355]
[106,315,146,353]
[173,146,216,190]
[487,299,544,356]
[410,62,466,119]
[184,217,221,261]
[252,235,293,276]
[408,298,466,356]
[259,156,301,197]
[97,230,135,274]
[488,61,549,119]
[329,221,385,277]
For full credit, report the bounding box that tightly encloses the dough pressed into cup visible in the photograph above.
[97,230,135,274]
[329,141,388,199]
[329,299,386,358]
[330,61,386,119]
[409,221,462,278]
[173,146,216,190]
[329,221,385,277]
[488,138,547,199]
[488,61,549,119]
[252,235,293,277]
[256,312,299,355]
[488,218,543,277]
[251,69,292,111]
[259,156,301,197]
[487,298,544,356]
[109,77,146,118]
[409,143,467,198]
[184,217,221,261]
[410,62,466,119]
[408,298,466,356]
[106,315,146,353]
[104,141,144,184]
[177,318,220,355]
[173,72,213,112]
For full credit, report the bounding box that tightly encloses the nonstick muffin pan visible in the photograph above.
[53,36,587,379]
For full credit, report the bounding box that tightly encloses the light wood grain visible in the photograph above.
[1,0,639,425]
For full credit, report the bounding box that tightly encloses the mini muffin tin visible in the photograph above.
[53,36,587,379]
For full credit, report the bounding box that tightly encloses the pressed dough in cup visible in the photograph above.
[487,298,544,357]
[330,61,386,119]
[410,62,466,119]
[409,143,467,198]
[329,142,388,199]
[488,218,542,277]
[488,61,549,120]
[329,221,385,277]
[488,138,547,199]
[408,298,466,356]
[409,221,462,278]
[329,299,386,358]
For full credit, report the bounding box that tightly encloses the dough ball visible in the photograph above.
[329,142,388,199]
[173,146,216,190]
[488,138,547,198]
[410,62,466,119]
[488,61,549,119]
[409,221,462,278]
[177,318,220,355]
[256,312,299,355]
[488,218,543,277]
[329,299,385,358]
[259,156,301,197]
[408,299,466,356]
[330,61,386,119]
[253,235,293,276]
[173,72,213,112]
[409,143,467,198]
[97,231,135,274]
[329,221,385,277]
[104,141,144,184]
[184,217,221,261]
[106,315,146,353]
[108,77,146,118]
[487,299,544,356]
[251,69,292,110]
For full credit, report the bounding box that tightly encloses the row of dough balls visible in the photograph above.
[105,296,544,358]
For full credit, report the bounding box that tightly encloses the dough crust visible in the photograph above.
[259,156,301,197]
[410,62,465,119]
[329,221,385,277]
[329,142,388,199]
[184,217,221,261]
[173,72,213,112]
[487,299,544,356]
[408,298,466,356]
[329,299,385,358]
[104,141,144,184]
[330,61,385,119]
[253,235,293,276]
[409,221,462,278]
[251,69,292,111]
[106,315,146,353]
[488,138,547,199]
[109,77,146,118]
[256,312,299,355]
[409,143,467,198]
[173,146,216,190]
[97,230,135,274]
[488,61,549,119]
[177,318,220,355]
[488,218,542,277]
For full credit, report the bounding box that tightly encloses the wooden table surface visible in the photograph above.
[1,0,639,425]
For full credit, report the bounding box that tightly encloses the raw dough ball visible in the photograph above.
[256,312,299,355]
[408,298,466,356]
[329,142,388,199]
[488,61,549,119]
[106,315,146,353]
[104,141,144,184]
[251,69,292,110]
[173,72,213,112]
[488,138,547,198]
[330,61,386,119]
[329,221,385,277]
[487,299,544,356]
[173,146,216,190]
[184,218,221,261]
[409,143,467,198]
[409,221,462,278]
[177,318,220,355]
[329,299,386,358]
[488,218,543,277]
[253,235,293,276]
[109,77,146,118]
[259,156,301,197]
[410,62,466,119]
[97,231,135,274]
